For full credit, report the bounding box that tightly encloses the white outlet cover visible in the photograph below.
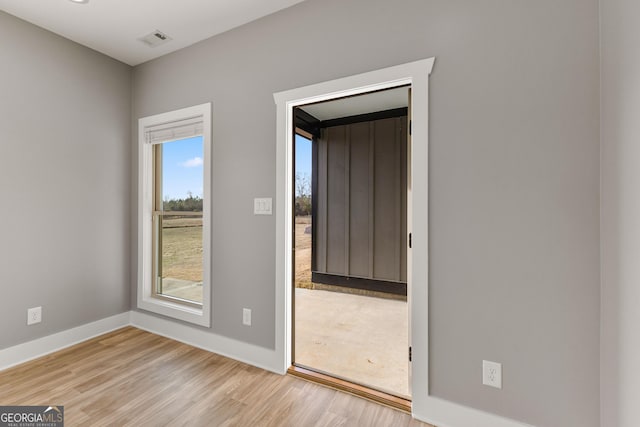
[242,308,252,326]
[27,306,42,325]
[483,360,502,389]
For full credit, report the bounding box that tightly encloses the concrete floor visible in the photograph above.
[295,288,409,398]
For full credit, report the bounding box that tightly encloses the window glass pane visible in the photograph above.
[158,214,203,303]
[161,136,204,206]
[155,136,204,304]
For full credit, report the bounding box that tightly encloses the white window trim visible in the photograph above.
[137,103,212,327]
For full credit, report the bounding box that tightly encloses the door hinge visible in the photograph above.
[409,346,412,362]
[409,233,412,249]
[409,120,412,135]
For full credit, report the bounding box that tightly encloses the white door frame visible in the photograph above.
[273,57,434,414]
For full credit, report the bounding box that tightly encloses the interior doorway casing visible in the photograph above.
[274,58,434,417]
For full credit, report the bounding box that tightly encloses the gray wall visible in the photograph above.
[0,12,132,349]
[601,0,640,425]
[132,0,600,425]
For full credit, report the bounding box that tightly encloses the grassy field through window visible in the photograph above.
[159,216,203,303]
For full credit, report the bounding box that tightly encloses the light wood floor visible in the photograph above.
[0,327,434,427]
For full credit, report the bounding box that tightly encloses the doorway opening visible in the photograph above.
[291,86,412,401]
[274,58,434,417]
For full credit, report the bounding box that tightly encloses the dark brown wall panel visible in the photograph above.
[348,122,371,278]
[315,116,407,284]
[373,118,400,281]
[325,126,346,275]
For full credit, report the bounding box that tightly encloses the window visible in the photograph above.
[138,103,211,327]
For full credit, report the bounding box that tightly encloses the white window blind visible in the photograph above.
[144,115,203,144]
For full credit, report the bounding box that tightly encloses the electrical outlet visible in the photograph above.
[483,360,502,389]
[242,308,252,326]
[27,306,42,326]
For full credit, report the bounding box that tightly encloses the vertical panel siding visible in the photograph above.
[315,116,407,283]
[325,126,347,274]
[349,122,371,277]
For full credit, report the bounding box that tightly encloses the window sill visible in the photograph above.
[138,295,210,327]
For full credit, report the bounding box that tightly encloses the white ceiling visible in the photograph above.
[0,0,307,66]
[300,86,409,121]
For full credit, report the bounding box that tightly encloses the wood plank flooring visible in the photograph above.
[0,327,434,427]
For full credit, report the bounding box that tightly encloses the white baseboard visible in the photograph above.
[413,396,535,427]
[0,312,131,372]
[130,310,283,374]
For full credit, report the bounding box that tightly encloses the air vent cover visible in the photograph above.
[138,30,172,48]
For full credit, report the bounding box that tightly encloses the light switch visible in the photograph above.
[254,198,272,215]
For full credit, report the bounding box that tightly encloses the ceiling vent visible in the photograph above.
[138,30,172,48]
